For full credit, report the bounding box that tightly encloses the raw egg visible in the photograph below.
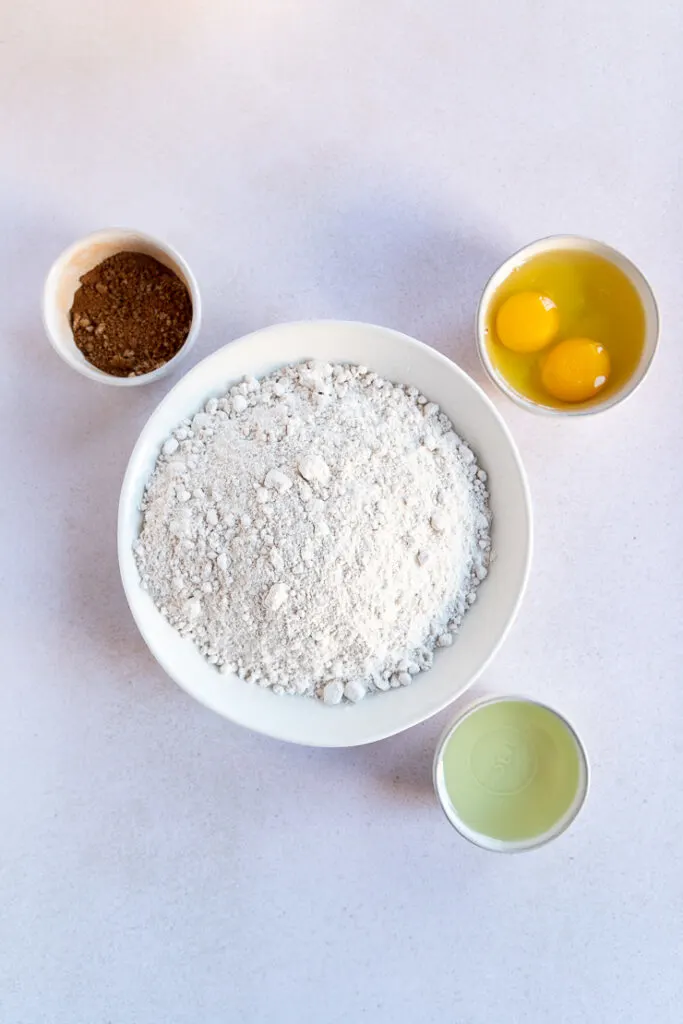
[495,292,559,352]
[541,338,610,403]
[482,248,646,409]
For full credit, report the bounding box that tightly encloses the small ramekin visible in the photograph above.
[433,695,589,853]
[42,228,201,386]
[476,235,659,416]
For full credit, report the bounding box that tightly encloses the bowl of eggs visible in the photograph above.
[476,236,659,416]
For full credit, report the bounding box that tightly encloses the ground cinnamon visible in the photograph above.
[70,251,193,377]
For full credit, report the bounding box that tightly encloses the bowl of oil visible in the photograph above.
[433,696,589,852]
[476,236,659,416]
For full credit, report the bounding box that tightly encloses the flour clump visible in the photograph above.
[135,361,491,703]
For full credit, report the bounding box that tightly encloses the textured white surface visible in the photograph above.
[1,2,682,1022]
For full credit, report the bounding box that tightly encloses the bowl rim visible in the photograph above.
[118,320,534,746]
[475,234,660,417]
[41,226,202,387]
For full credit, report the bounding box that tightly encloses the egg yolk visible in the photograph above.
[495,292,559,353]
[541,338,611,403]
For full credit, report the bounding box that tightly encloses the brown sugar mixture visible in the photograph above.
[70,251,193,377]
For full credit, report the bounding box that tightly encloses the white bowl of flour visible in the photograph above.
[119,321,532,747]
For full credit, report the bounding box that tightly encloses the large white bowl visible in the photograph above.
[118,321,532,747]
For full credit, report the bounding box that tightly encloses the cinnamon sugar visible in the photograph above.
[70,251,192,377]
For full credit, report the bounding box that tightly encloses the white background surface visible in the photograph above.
[1,2,682,1021]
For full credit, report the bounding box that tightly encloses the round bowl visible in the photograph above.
[42,227,201,386]
[118,321,532,747]
[476,235,659,416]
[433,696,589,853]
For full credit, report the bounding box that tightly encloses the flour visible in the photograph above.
[134,361,491,703]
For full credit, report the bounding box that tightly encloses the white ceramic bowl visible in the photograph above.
[42,228,201,386]
[433,696,589,853]
[118,321,532,747]
[476,235,659,416]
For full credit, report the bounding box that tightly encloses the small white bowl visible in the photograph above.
[118,321,533,747]
[433,695,589,853]
[42,228,201,386]
[476,235,659,416]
